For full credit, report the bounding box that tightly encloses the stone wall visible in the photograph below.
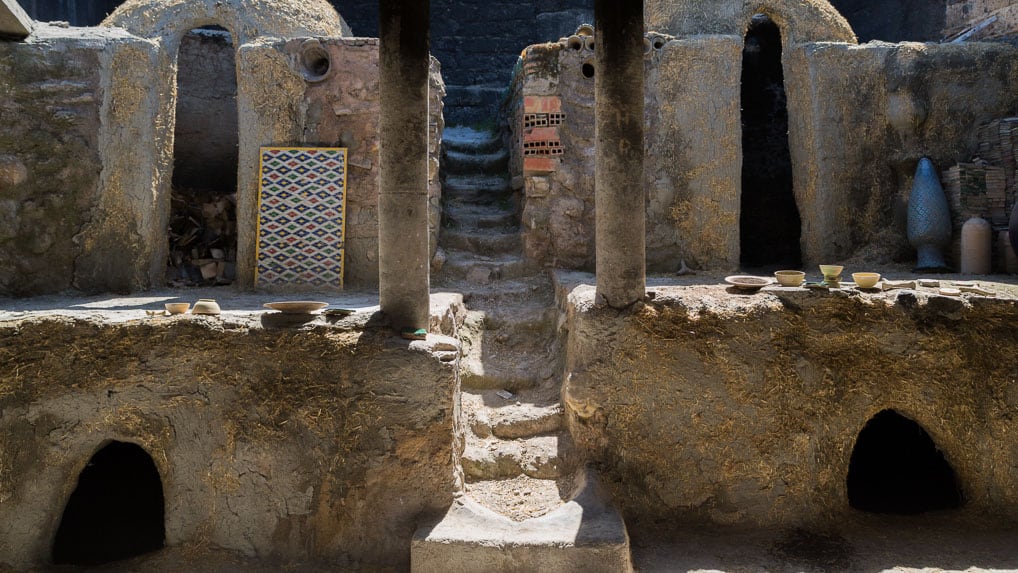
[0,26,152,295]
[297,37,445,287]
[336,0,593,125]
[562,280,1018,528]
[829,0,946,42]
[0,313,460,569]
[0,26,444,295]
[944,0,1018,41]
[507,30,1018,272]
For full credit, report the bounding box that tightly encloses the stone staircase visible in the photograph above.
[414,127,631,572]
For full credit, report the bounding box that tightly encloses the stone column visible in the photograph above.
[594,0,645,308]
[379,0,431,331]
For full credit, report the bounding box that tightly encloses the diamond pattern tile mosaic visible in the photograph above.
[256,147,347,288]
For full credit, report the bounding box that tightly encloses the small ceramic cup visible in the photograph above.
[774,270,806,287]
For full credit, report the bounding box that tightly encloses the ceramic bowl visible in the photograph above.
[164,302,190,315]
[819,264,844,279]
[774,270,805,287]
[192,298,221,315]
[852,272,881,289]
[263,301,329,314]
[724,275,772,291]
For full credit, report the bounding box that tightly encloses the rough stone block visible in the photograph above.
[0,0,32,40]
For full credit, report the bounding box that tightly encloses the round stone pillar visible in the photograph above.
[379,0,431,330]
[594,0,646,308]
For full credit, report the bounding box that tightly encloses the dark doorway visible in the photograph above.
[740,14,801,269]
[52,441,166,565]
[167,27,239,286]
[847,409,963,514]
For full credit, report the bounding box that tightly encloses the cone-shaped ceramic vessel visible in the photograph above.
[907,158,952,271]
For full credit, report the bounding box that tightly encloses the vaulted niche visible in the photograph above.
[847,409,963,515]
[167,26,239,286]
[52,441,166,565]
[739,14,801,269]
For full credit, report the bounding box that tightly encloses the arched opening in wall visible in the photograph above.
[847,409,963,515]
[740,14,801,269]
[52,441,165,565]
[167,26,239,287]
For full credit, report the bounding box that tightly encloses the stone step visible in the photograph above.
[411,467,633,573]
[442,125,504,155]
[455,301,561,393]
[442,174,512,200]
[477,304,557,333]
[462,389,563,440]
[444,203,518,231]
[442,148,510,176]
[464,475,570,522]
[461,432,574,481]
[440,229,521,255]
[434,251,537,284]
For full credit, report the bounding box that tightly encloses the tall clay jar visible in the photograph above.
[907,158,953,271]
[960,216,991,274]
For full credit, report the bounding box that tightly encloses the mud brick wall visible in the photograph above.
[0,317,459,569]
[563,285,1018,528]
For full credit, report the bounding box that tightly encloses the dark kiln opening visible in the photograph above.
[167,26,239,286]
[847,409,963,515]
[52,441,166,566]
[740,14,801,269]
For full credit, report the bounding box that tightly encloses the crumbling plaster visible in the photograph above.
[509,10,1018,271]
[561,281,1018,528]
[645,0,857,45]
[0,315,461,569]
[0,0,444,295]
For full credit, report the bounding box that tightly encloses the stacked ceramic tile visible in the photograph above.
[948,117,1018,227]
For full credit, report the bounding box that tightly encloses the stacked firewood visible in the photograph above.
[167,187,237,286]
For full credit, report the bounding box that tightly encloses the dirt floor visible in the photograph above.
[12,518,1018,573]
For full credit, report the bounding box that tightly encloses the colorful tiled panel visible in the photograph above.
[256,147,347,288]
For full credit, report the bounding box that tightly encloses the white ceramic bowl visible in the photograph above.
[852,272,881,289]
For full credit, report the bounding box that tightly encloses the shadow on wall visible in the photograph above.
[52,441,165,566]
[740,14,801,270]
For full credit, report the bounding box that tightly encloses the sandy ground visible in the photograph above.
[17,519,1018,572]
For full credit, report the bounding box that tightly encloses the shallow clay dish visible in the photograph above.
[724,275,772,291]
[264,301,329,314]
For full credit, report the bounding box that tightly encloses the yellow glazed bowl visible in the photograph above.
[774,270,805,287]
[819,265,844,279]
[852,272,881,289]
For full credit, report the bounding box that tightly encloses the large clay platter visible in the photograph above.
[263,301,329,314]
[724,275,773,292]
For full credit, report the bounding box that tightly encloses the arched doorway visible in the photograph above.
[846,409,963,514]
[166,26,239,287]
[739,14,801,269]
[52,441,166,565]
